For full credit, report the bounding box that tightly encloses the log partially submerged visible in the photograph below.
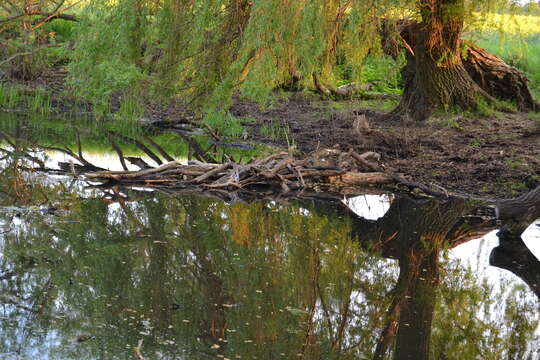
[1,130,457,197]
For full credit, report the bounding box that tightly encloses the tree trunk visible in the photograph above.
[387,0,538,121]
[393,47,490,122]
[390,0,491,121]
[496,185,540,237]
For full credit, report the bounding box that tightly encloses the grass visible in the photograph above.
[0,83,22,108]
[476,33,540,91]
[260,119,291,141]
[0,84,52,115]
[111,97,144,137]
[28,91,52,115]
[0,112,267,164]
[359,54,405,94]
[470,13,540,36]
[358,98,400,111]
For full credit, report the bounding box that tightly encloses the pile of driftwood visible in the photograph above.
[84,148,399,192]
[0,130,438,196]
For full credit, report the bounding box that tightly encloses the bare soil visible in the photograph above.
[231,93,540,198]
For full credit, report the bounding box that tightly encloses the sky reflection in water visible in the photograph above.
[0,146,538,360]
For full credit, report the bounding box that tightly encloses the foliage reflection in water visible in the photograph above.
[0,168,538,359]
[0,117,539,359]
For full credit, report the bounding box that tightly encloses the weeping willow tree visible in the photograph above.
[68,0,537,126]
[69,0,395,124]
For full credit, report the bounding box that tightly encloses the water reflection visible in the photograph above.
[0,124,539,359]
[0,171,538,359]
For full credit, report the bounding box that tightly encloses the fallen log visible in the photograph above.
[464,45,539,112]
[328,172,394,186]
[73,145,412,193]
[11,131,517,202]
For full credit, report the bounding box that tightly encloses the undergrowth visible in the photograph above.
[0,84,52,115]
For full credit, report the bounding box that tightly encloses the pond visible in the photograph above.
[0,114,539,360]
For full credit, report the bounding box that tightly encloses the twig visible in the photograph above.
[108,132,163,166]
[190,162,230,184]
[350,151,382,172]
[142,136,175,162]
[109,137,129,171]
[86,161,181,179]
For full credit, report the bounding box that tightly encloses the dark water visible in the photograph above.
[0,116,539,359]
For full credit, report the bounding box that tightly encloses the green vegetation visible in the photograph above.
[2,0,538,133]
[0,161,537,358]
[260,119,292,142]
[0,84,52,115]
[0,0,539,142]
[477,33,540,97]
[0,113,265,163]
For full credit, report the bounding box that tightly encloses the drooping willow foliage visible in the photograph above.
[67,0,522,121]
[69,0,410,115]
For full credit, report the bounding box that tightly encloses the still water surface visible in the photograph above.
[0,117,539,359]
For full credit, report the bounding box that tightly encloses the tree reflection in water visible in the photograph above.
[0,161,539,359]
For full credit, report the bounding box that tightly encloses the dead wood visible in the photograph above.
[125,157,152,170]
[142,136,175,162]
[463,45,539,112]
[328,172,394,186]
[109,138,128,171]
[349,151,382,172]
[190,163,231,184]
[108,131,163,166]
[74,147,407,193]
[13,132,533,209]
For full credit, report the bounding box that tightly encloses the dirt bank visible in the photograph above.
[232,94,540,198]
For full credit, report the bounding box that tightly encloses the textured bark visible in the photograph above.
[385,0,538,120]
[496,185,540,237]
[464,45,539,112]
[392,47,489,122]
[389,0,491,122]
[327,172,394,186]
